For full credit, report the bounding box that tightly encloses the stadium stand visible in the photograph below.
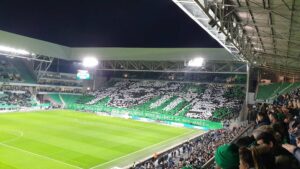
[48,93,62,105]
[62,79,245,130]
[37,71,83,87]
[11,58,36,83]
[0,58,36,83]
[59,94,94,106]
[3,61,300,169]
[256,82,300,101]
[36,87,82,93]
[132,84,300,169]
[74,80,245,122]
[0,60,23,82]
[0,91,38,110]
[132,123,250,169]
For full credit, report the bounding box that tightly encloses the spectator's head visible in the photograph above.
[252,125,274,139]
[239,145,275,169]
[239,147,254,169]
[215,144,239,169]
[255,132,277,148]
[254,145,276,169]
[235,136,255,148]
[268,113,279,124]
[284,113,294,124]
[256,112,267,122]
[271,122,285,142]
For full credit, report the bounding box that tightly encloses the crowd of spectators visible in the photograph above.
[0,84,82,94]
[36,86,82,93]
[0,91,35,108]
[86,80,244,121]
[187,84,243,120]
[38,78,82,87]
[0,60,23,82]
[37,71,83,87]
[0,84,82,110]
[132,86,300,169]
[132,123,249,169]
[211,87,300,169]
[0,85,31,91]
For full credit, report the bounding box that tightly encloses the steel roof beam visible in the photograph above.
[256,48,300,54]
[266,0,277,55]
[245,0,265,52]
[256,52,296,59]
[250,36,300,44]
[281,0,292,11]
[286,0,296,60]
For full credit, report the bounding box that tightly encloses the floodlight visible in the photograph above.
[82,57,99,68]
[188,57,204,67]
[0,45,30,55]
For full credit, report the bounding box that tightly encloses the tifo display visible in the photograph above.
[62,80,245,129]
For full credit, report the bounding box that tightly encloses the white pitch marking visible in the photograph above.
[0,139,83,169]
[89,130,199,169]
[0,129,24,144]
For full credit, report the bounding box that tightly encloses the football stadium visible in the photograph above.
[0,1,300,169]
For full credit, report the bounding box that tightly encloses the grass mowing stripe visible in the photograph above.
[8,111,182,137]
[0,161,16,169]
[0,129,24,144]
[8,126,125,159]
[48,110,182,133]
[2,116,165,152]
[0,119,129,167]
[25,111,181,135]
[5,112,183,145]
[90,130,197,169]
[0,142,82,169]
[0,110,194,169]
[21,112,172,141]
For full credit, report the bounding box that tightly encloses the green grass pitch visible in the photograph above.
[0,110,201,169]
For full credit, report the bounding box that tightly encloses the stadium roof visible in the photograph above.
[172,0,300,75]
[0,30,234,61]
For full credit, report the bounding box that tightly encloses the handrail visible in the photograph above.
[201,123,255,169]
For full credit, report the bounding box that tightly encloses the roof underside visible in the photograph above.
[0,30,234,61]
[237,0,300,74]
[70,47,234,61]
[173,0,300,75]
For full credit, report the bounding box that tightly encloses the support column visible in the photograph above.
[239,63,250,121]
[246,63,250,105]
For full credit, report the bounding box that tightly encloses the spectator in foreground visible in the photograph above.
[214,143,239,169]
[239,145,275,169]
[255,132,299,169]
[282,143,300,163]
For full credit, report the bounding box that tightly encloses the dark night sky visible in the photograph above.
[0,0,221,48]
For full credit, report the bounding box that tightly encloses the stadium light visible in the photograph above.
[0,45,30,55]
[188,57,204,67]
[82,57,99,68]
